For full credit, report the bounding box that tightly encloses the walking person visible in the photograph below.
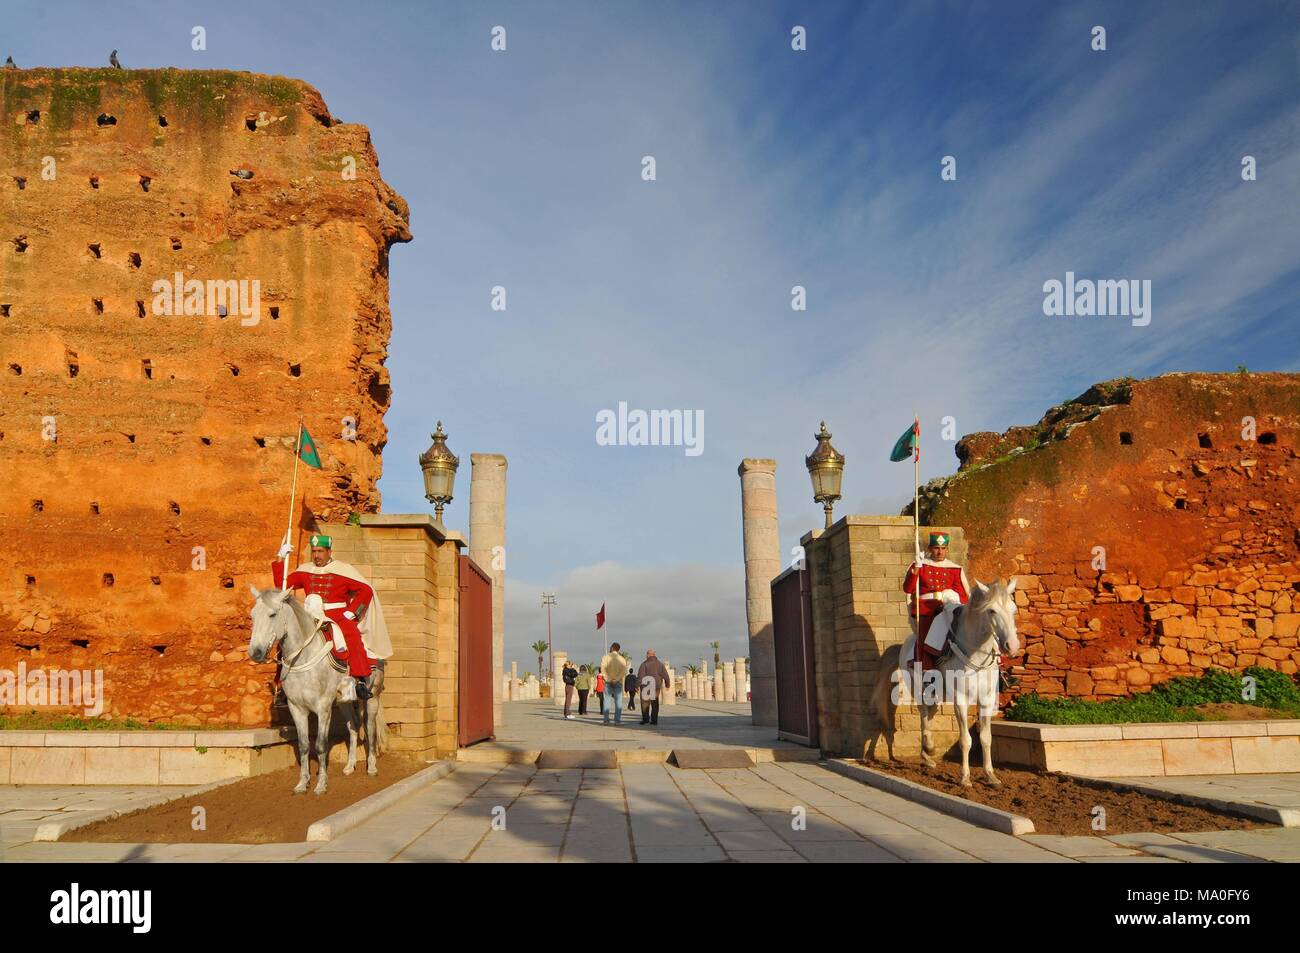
[595,671,606,715]
[562,659,578,719]
[637,649,670,725]
[575,665,591,716]
[600,642,630,725]
[624,667,638,714]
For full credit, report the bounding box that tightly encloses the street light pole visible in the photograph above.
[542,592,556,687]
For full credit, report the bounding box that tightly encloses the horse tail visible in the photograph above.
[874,643,902,723]
[374,695,388,754]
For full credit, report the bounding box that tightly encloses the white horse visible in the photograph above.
[867,579,1020,787]
[247,586,386,794]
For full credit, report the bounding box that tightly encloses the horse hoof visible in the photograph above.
[314,785,327,795]
[986,775,1002,787]
[292,784,307,795]
[960,777,973,788]
[342,765,355,776]
[367,766,378,776]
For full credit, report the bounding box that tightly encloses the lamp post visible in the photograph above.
[418,421,459,521]
[542,592,556,686]
[805,421,845,529]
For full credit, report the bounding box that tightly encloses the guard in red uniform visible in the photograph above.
[902,531,970,670]
[273,533,378,698]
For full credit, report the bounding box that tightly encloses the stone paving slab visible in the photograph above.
[1095,772,1300,823]
[7,759,1300,863]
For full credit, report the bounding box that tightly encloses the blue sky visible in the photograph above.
[10,1,1299,671]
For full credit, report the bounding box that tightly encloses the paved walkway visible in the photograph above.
[1098,773,1300,813]
[482,698,807,754]
[0,783,210,855]
[7,760,1300,863]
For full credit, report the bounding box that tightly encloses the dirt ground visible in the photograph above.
[67,753,429,844]
[862,758,1266,836]
[1190,702,1293,720]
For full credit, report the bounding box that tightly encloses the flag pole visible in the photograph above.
[913,414,921,640]
[281,416,304,589]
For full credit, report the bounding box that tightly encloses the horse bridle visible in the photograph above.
[270,604,333,674]
[946,602,1010,672]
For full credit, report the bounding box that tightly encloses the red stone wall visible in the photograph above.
[0,69,410,724]
[919,373,1300,700]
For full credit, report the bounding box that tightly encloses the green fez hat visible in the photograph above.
[309,534,333,548]
[928,532,950,547]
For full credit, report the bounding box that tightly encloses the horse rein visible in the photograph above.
[946,603,1009,672]
[274,613,334,674]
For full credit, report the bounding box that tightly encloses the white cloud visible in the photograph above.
[504,561,746,675]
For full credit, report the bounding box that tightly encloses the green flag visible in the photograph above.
[298,426,322,469]
[889,419,918,462]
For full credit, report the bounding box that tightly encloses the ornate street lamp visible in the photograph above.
[418,421,459,521]
[805,421,845,529]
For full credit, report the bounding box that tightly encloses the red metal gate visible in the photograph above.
[771,565,818,747]
[458,555,494,747]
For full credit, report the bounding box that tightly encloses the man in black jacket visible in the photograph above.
[562,660,578,719]
[624,668,638,714]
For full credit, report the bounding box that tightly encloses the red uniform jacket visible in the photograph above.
[270,560,375,674]
[271,560,373,618]
[902,559,970,658]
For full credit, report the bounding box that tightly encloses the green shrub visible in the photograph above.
[1006,667,1300,724]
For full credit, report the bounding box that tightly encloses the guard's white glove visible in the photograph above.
[343,610,356,621]
[915,551,926,566]
[278,542,294,559]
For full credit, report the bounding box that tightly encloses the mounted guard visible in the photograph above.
[273,533,393,699]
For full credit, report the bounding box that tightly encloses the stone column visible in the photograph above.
[665,666,676,705]
[739,458,780,725]
[469,453,508,728]
[734,657,748,702]
[509,660,518,701]
[553,651,568,707]
[713,667,724,702]
[723,662,736,702]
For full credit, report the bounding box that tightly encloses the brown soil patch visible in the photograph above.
[1190,703,1294,720]
[863,758,1267,836]
[66,753,428,844]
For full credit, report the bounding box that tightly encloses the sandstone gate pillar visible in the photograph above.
[552,651,568,707]
[323,515,465,758]
[738,458,780,726]
[469,453,508,730]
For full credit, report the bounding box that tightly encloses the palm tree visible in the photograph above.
[530,640,548,681]
[685,664,700,676]
[710,641,720,668]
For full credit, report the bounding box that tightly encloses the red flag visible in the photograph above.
[596,603,606,630]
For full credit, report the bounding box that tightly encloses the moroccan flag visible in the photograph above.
[890,419,919,462]
[596,603,606,630]
[298,426,322,469]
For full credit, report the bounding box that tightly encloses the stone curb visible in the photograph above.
[455,746,823,766]
[1063,773,1300,828]
[823,759,1035,836]
[305,760,454,842]
[32,775,247,842]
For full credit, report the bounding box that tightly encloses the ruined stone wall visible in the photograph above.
[0,69,410,724]
[917,373,1300,701]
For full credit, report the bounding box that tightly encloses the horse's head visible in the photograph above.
[969,578,1021,657]
[247,584,294,663]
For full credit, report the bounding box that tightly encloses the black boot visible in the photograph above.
[998,671,1020,693]
[355,676,372,700]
